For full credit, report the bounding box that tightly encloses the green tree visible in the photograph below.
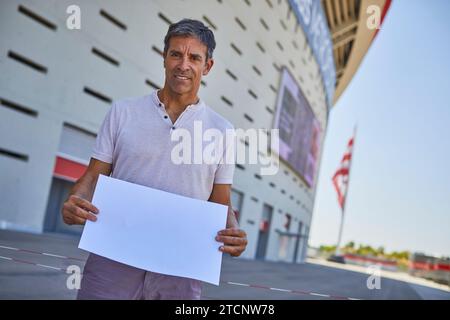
[319,245,336,253]
[345,241,355,249]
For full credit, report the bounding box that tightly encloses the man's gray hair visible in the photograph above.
[164,18,216,60]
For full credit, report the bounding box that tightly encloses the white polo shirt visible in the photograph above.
[92,90,235,201]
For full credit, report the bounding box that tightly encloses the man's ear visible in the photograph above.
[163,52,167,69]
[202,58,214,76]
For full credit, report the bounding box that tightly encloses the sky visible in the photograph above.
[309,0,450,257]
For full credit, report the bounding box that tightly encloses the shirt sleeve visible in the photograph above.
[214,126,236,184]
[91,101,119,164]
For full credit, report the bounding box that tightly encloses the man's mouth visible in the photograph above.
[174,75,190,80]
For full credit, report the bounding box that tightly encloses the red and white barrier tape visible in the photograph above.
[0,244,361,300]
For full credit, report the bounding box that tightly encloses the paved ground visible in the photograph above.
[0,230,449,300]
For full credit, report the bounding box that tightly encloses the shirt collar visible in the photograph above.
[151,90,204,111]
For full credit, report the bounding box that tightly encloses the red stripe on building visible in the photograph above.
[410,261,431,271]
[410,261,450,272]
[53,156,87,182]
[436,264,450,271]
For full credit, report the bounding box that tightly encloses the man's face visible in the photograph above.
[163,36,214,97]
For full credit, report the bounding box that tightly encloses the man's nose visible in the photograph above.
[177,56,190,71]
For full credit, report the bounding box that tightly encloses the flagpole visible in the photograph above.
[335,207,345,256]
[335,125,357,256]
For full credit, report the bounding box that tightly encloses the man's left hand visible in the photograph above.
[216,228,247,257]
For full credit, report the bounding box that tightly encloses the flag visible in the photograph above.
[332,134,355,210]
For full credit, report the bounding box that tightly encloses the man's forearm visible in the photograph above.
[69,173,98,201]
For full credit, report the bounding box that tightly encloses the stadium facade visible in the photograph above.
[0,0,390,263]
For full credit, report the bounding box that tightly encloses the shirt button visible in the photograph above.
[172,126,176,130]
[164,115,168,119]
[158,103,162,107]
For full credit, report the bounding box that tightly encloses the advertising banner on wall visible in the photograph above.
[273,68,322,187]
[289,0,336,109]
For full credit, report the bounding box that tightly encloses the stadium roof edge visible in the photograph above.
[321,0,392,106]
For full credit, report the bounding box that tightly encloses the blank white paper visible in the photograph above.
[78,175,228,285]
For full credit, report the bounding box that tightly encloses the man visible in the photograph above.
[62,19,247,300]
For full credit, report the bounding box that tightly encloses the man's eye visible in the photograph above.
[171,52,180,57]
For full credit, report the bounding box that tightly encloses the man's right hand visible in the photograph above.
[62,195,99,225]
[61,158,111,226]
